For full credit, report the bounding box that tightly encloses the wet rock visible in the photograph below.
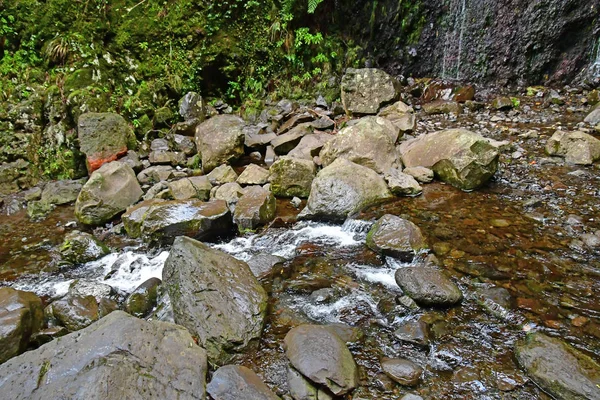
[163,236,267,365]
[320,116,399,173]
[272,123,313,155]
[125,277,161,317]
[395,267,462,306]
[59,231,109,264]
[394,320,430,347]
[324,324,364,344]
[168,176,212,200]
[179,91,205,121]
[137,165,175,184]
[68,279,113,301]
[233,186,276,232]
[378,101,416,133]
[0,311,208,399]
[122,199,231,244]
[0,287,44,364]
[381,358,423,386]
[207,164,238,185]
[288,365,319,400]
[75,161,143,226]
[78,112,134,173]
[45,294,100,331]
[341,68,399,115]
[545,130,600,165]
[299,159,392,221]
[211,182,245,211]
[237,164,270,186]
[247,253,286,280]
[207,365,280,400]
[41,179,85,205]
[269,156,316,198]
[366,215,427,261]
[284,324,358,395]
[491,97,514,110]
[195,115,245,173]
[515,332,600,400]
[384,169,423,196]
[288,133,333,160]
[423,100,462,115]
[399,129,499,191]
[403,166,434,183]
[584,103,600,126]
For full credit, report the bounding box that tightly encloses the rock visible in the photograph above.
[148,150,186,166]
[167,176,212,200]
[195,115,245,173]
[299,159,392,221]
[172,134,196,155]
[422,100,462,115]
[163,236,267,365]
[381,358,423,386]
[233,186,276,232]
[403,166,434,183]
[75,161,143,226]
[288,133,333,160]
[151,138,170,151]
[288,365,319,400]
[41,179,85,205]
[78,112,134,173]
[384,169,423,196]
[284,324,358,395]
[366,215,427,260]
[246,131,278,149]
[122,199,231,244]
[119,150,143,172]
[378,101,416,134]
[269,157,316,198]
[399,129,499,191]
[584,103,600,125]
[279,113,314,134]
[247,254,286,280]
[401,395,424,400]
[265,145,276,166]
[341,68,399,115]
[237,164,270,186]
[395,266,463,306]
[394,320,430,347]
[137,165,175,184]
[320,116,400,173]
[68,279,113,301]
[0,311,208,399]
[207,365,281,400]
[45,294,100,331]
[179,91,205,121]
[0,288,44,364]
[272,123,313,155]
[125,277,161,317]
[545,130,600,165]
[290,196,302,208]
[491,97,514,110]
[515,332,600,400]
[211,182,245,211]
[207,164,238,185]
[59,231,109,264]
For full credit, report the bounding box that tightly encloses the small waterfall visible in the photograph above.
[591,37,600,78]
[441,0,469,80]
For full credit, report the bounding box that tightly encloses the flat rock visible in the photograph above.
[384,169,423,196]
[237,164,270,186]
[378,101,415,134]
[207,164,238,185]
[395,266,463,306]
[40,179,85,205]
[381,358,423,386]
[287,133,333,160]
[207,365,281,400]
[366,215,427,261]
[394,320,430,347]
[168,176,212,200]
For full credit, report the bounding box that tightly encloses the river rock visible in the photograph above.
[394,320,430,347]
[237,164,270,186]
[299,159,392,221]
[272,123,313,155]
[399,129,499,191]
[125,277,161,317]
[68,279,113,301]
[45,294,100,331]
[247,254,286,280]
[207,365,281,400]
[381,358,423,386]
[287,365,334,400]
[378,101,416,134]
[341,68,399,115]
[211,182,245,211]
[395,266,463,306]
[403,166,434,183]
[423,100,462,115]
[0,311,208,399]
[75,161,143,226]
[207,164,238,185]
[545,130,600,165]
[366,215,427,260]
[195,115,245,173]
[41,179,85,205]
[59,231,109,264]
[584,103,600,125]
[515,332,600,400]
[384,169,423,196]
[122,199,231,244]
[168,176,212,200]
[78,112,134,173]
[320,116,399,173]
[269,156,316,198]
[287,133,333,160]
[233,186,276,232]
[163,236,267,365]
[0,287,44,364]
[285,325,357,395]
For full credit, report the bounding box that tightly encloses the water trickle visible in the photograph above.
[441,0,469,80]
[590,37,600,77]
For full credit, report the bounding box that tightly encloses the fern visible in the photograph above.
[307,0,324,13]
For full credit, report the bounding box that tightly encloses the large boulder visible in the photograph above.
[399,129,499,191]
[195,115,245,173]
[0,288,44,364]
[122,199,231,244]
[545,130,600,165]
[284,325,358,396]
[341,68,399,115]
[394,266,463,306]
[320,116,400,174]
[0,311,208,399]
[269,156,316,198]
[299,159,392,221]
[77,113,134,173]
[45,294,100,332]
[515,332,600,400]
[233,186,276,232]
[74,161,142,225]
[163,236,268,365]
[366,215,427,261]
[59,231,109,264]
[124,277,161,318]
[207,365,281,400]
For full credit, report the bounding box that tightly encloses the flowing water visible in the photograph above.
[441,0,469,80]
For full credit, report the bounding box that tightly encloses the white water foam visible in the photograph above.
[295,289,382,324]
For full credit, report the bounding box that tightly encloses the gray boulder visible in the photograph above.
[247,254,286,280]
[515,332,600,400]
[75,161,143,226]
[163,236,267,365]
[195,115,245,173]
[207,365,281,400]
[299,159,392,221]
[41,179,85,205]
[137,165,176,184]
[45,294,100,332]
[341,68,399,115]
[211,182,245,211]
[0,311,208,399]
[237,164,270,186]
[399,129,499,191]
[366,215,427,261]
[394,266,463,306]
[403,166,434,183]
[59,231,109,264]
[545,130,600,165]
[233,186,276,232]
[287,366,334,400]
[269,156,316,198]
[179,92,205,121]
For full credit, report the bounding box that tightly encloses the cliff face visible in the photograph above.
[337,0,600,85]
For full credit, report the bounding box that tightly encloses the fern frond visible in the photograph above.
[307,0,324,14]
